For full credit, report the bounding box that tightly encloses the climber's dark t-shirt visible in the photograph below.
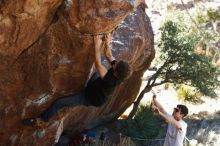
[85,68,121,107]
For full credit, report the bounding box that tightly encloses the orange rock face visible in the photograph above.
[0,0,154,145]
[64,0,144,34]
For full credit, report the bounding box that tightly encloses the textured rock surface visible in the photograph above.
[0,0,154,145]
[64,0,145,34]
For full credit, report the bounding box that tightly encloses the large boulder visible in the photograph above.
[0,0,154,145]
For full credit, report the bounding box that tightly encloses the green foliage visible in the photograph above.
[176,85,202,103]
[196,9,220,24]
[121,104,162,141]
[194,8,220,63]
[207,9,220,21]
[156,20,220,97]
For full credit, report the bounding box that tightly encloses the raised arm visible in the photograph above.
[152,95,168,115]
[153,95,182,129]
[154,107,182,129]
[94,35,107,79]
[104,33,115,64]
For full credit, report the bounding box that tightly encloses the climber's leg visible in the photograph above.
[40,91,87,122]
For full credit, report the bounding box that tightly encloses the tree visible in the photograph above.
[128,20,220,119]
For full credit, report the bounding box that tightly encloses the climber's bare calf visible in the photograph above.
[22,33,132,127]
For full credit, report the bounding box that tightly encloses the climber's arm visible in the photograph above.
[104,33,115,64]
[94,35,107,79]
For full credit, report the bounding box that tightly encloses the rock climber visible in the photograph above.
[22,33,132,127]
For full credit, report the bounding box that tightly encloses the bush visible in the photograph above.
[176,85,203,104]
[121,104,162,144]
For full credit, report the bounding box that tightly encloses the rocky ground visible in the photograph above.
[186,112,220,146]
